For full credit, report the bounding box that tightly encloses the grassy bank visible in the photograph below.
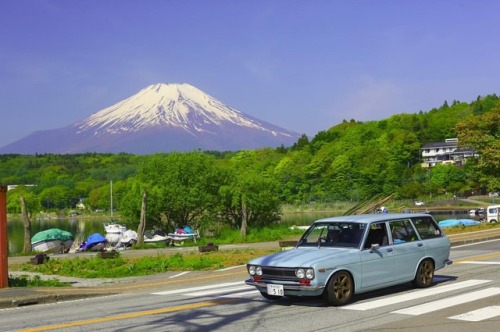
[9,248,279,285]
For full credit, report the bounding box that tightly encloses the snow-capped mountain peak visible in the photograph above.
[77,83,270,136]
[0,83,301,154]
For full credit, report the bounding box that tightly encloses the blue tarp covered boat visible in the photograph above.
[76,233,108,252]
[438,219,481,228]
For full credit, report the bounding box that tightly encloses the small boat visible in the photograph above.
[104,223,127,234]
[116,230,137,248]
[31,228,74,254]
[168,226,199,243]
[144,230,170,244]
[105,232,122,245]
[438,219,481,228]
[76,233,108,252]
[103,182,127,235]
[469,208,485,216]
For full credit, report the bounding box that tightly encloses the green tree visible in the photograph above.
[219,171,281,237]
[428,164,467,195]
[137,152,227,232]
[456,105,500,191]
[6,186,40,214]
[38,185,75,210]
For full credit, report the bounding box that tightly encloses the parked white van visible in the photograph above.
[486,205,500,223]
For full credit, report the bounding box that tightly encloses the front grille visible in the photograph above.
[261,266,298,281]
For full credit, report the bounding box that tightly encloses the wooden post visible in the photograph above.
[136,191,147,246]
[20,196,32,253]
[0,186,8,288]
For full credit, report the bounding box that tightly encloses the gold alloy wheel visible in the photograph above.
[414,259,434,288]
[324,271,353,305]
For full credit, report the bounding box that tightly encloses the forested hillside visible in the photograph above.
[1,94,498,233]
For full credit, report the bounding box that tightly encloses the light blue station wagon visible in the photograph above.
[246,213,452,306]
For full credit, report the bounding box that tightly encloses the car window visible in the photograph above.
[363,222,389,249]
[301,224,328,245]
[411,216,442,239]
[389,219,417,244]
[299,222,366,248]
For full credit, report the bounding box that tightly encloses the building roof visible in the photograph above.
[422,138,459,149]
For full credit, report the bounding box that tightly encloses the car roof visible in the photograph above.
[313,213,433,224]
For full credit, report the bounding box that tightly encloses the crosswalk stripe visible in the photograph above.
[342,279,490,311]
[151,281,243,296]
[218,290,260,298]
[392,287,500,316]
[448,306,500,322]
[185,286,254,297]
[152,278,500,322]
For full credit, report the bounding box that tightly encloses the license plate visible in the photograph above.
[267,284,284,296]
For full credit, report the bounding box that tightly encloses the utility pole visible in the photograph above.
[0,186,8,288]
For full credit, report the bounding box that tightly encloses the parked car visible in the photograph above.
[414,200,425,206]
[246,213,452,306]
[486,205,500,223]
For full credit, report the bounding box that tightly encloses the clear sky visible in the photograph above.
[1,0,500,148]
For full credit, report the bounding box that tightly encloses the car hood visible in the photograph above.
[248,247,359,267]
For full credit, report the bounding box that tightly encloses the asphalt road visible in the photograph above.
[1,237,499,332]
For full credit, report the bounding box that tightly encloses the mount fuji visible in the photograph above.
[0,83,301,154]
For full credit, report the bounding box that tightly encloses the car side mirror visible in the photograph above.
[370,243,380,251]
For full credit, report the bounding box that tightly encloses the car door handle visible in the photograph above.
[386,248,393,252]
[417,243,423,247]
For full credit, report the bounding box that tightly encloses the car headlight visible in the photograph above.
[256,266,263,276]
[248,265,256,276]
[305,268,314,280]
[296,268,315,280]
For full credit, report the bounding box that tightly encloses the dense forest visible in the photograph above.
[1,94,498,234]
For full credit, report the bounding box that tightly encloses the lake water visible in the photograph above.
[5,211,477,255]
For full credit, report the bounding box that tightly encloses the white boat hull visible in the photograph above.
[32,240,74,254]
[104,223,127,234]
[105,233,122,245]
[144,235,170,243]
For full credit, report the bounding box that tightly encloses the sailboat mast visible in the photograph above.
[110,181,113,219]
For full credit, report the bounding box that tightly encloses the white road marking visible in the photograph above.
[151,281,244,295]
[219,290,261,298]
[186,285,255,297]
[168,271,191,278]
[452,238,500,248]
[393,287,500,316]
[449,306,500,322]
[215,265,246,272]
[457,261,500,265]
[342,279,491,311]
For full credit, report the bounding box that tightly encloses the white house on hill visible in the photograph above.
[421,138,478,168]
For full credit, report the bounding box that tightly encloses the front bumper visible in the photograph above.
[245,278,325,297]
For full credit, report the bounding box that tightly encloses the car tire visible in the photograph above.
[413,259,434,288]
[323,271,353,306]
[260,291,281,301]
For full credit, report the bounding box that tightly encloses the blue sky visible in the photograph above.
[1,0,500,148]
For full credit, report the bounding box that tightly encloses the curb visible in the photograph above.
[0,292,115,309]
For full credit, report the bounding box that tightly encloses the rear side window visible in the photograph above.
[389,219,417,244]
[412,217,442,239]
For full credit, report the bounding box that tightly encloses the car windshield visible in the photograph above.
[298,222,366,248]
